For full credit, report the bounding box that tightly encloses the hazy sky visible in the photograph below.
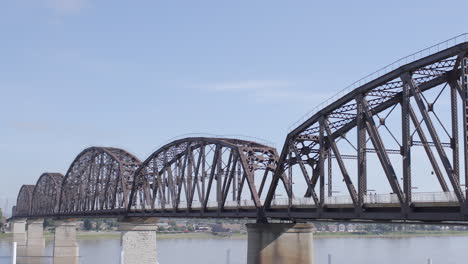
[1,0,468,214]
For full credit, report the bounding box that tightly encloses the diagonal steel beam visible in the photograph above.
[323,118,358,206]
[291,145,319,205]
[408,106,449,191]
[403,73,465,203]
[448,80,460,185]
[221,155,238,208]
[203,145,220,210]
[258,168,270,198]
[237,149,262,207]
[357,95,404,205]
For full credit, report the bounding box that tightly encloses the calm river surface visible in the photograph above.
[1,235,467,264]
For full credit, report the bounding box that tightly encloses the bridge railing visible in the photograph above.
[130,192,459,212]
[324,195,354,205]
[411,192,458,203]
[364,193,399,204]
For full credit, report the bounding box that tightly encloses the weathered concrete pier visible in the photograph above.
[246,223,314,264]
[53,220,79,264]
[118,218,158,264]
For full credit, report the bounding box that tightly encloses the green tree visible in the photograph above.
[44,219,54,229]
[95,219,103,231]
[0,208,3,230]
[83,219,92,230]
[187,225,195,232]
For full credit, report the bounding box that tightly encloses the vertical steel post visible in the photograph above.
[463,57,468,206]
[357,97,367,209]
[319,117,326,208]
[450,81,460,184]
[402,77,412,209]
[232,156,237,201]
[217,147,223,210]
[328,149,332,197]
[288,152,293,205]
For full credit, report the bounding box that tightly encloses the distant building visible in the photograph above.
[338,224,346,232]
[221,223,242,232]
[157,222,169,229]
[347,224,356,233]
[196,225,212,232]
[328,225,338,232]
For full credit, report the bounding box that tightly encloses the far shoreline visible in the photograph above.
[2,231,468,241]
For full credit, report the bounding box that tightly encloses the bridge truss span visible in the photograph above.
[14,185,35,217]
[31,173,64,216]
[58,147,141,215]
[128,137,288,218]
[264,42,468,221]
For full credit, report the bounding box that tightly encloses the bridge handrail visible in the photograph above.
[288,33,468,131]
[412,191,458,203]
[132,192,458,210]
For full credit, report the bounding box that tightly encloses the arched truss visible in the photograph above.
[266,42,468,217]
[59,147,141,214]
[30,173,64,216]
[129,137,287,213]
[15,185,35,217]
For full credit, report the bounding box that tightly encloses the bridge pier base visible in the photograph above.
[11,219,27,257]
[246,223,314,264]
[26,218,45,259]
[11,219,27,245]
[53,220,79,264]
[118,218,158,264]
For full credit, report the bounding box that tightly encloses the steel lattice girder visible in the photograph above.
[15,185,35,217]
[128,137,288,214]
[30,173,64,216]
[265,42,468,215]
[58,147,142,214]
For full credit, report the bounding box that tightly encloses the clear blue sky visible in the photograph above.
[1,0,468,214]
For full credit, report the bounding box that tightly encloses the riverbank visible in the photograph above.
[64,230,468,240]
[73,231,246,240]
[2,230,468,241]
[314,230,468,239]
[0,233,11,239]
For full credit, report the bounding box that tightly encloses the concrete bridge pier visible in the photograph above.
[53,220,79,264]
[118,217,158,264]
[11,219,27,257]
[246,223,314,264]
[26,218,45,262]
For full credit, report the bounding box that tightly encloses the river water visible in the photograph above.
[0,235,467,264]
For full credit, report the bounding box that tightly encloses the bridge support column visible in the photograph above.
[26,218,45,258]
[11,219,27,257]
[118,218,158,264]
[53,220,79,264]
[246,223,314,264]
[11,219,27,245]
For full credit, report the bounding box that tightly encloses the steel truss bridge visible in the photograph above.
[11,34,468,224]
